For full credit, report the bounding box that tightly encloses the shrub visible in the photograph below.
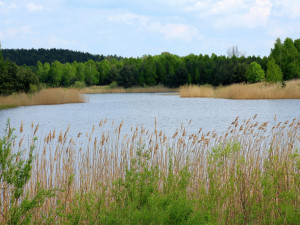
[246,62,265,83]
[0,120,55,224]
[73,81,86,89]
[109,81,118,89]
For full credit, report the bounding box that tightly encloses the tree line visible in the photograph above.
[0,37,300,95]
[2,48,124,66]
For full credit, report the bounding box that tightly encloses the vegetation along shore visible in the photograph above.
[1,37,300,104]
[0,116,299,224]
[180,79,300,99]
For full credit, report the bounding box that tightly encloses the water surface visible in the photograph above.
[0,93,299,139]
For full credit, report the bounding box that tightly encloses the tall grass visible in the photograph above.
[180,79,300,99]
[1,116,299,224]
[0,88,85,109]
[82,85,178,94]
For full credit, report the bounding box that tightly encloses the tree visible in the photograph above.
[227,46,244,58]
[246,62,265,83]
[266,58,282,82]
[270,38,283,70]
[282,38,299,80]
[231,63,248,83]
[84,60,99,86]
[48,60,63,86]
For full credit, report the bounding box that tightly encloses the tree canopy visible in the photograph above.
[1,37,300,95]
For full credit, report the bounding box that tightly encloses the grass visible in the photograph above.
[0,88,85,109]
[180,79,300,99]
[82,85,178,94]
[1,116,299,224]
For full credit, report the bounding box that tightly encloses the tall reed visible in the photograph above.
[1,116,299,224]
[180,79,300,99]
[0,88,85,108]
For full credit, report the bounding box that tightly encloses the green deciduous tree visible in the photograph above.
[246,62,265,83]
[266,58,282,82]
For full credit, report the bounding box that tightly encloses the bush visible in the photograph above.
[73,81,86,89]
[109,81,118,89]
[0,120,55,224]
[246,62,265,83]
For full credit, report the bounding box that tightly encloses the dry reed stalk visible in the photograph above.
[0,88,85,108]
[1,116,299,224]
[179,84,214,98]
[179,79,300,99]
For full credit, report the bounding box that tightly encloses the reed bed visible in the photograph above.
[1,116,299,224]
[0,88,85,108]
[82,85,178,94]
[180,79,300,99]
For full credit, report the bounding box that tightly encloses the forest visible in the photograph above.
[0,37,300,95]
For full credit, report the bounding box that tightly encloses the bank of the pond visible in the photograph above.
[180,79,300,99]
[0,85,178,109]
[0,88,85,109]
[82,85,178,94]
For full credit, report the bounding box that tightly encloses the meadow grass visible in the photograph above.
[82,85,178,94]
[180,79,300,99]
[0,116,299,224]
[0,88,85,109]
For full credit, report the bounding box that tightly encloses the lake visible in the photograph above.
[0,93,300,140]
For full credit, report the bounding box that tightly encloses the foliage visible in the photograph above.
[0,121,55,224]
[72,81,86,89]
[108,81,118,89]
[246,62,265,83]
[1,37,300,95]
[266,57,283,82]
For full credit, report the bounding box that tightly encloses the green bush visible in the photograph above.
[246,62,265,83]
[0,120,55,224]
[72,81,86,89]
[109,81,118,89]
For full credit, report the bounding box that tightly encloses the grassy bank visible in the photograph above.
[82,85,178,94]
[0,88,85,109]
[1,116,299,224]
[180,79,300,99]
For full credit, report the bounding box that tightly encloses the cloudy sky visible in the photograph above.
[0,0,299,57]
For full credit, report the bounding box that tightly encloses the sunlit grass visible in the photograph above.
[1,116,299,224]
[82,85,178,94]
[180,79,300,99]
[0,88,85,109]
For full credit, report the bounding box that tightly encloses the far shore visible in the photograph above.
[179,79,300,99]
[1,80,299,110]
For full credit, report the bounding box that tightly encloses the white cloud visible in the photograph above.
[185,0,272,29]
[149,22,202,42]
[273,0,300,18]
[108,13,148,26]
[26,2,45,12]
[108,12,202,42]
[7,25,32,38]
[0,1,17,13]
[214,0,272,29]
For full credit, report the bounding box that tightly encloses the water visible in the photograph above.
[0,93,300,139]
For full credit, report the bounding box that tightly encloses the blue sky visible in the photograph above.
[0,0,299,57]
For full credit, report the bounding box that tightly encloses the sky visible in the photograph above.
[0,0,299,58]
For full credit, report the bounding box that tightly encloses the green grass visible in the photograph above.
[0,104,17,110]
